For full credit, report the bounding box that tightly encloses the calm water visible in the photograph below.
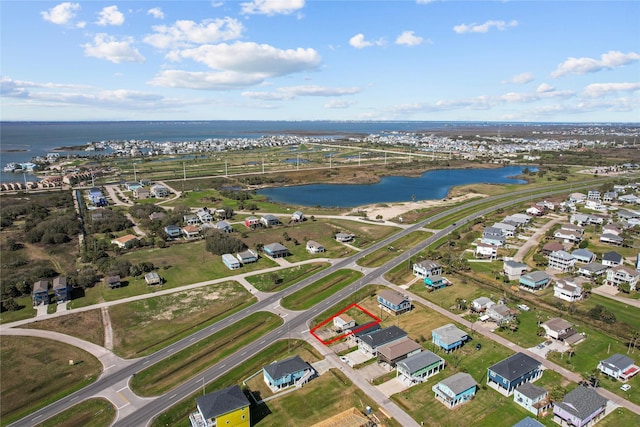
[257,166,530,207]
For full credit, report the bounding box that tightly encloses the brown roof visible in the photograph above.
[542,317,572,332]
[377,337,422,360]
[310,408,370,427]
[114,234,138,244]
[543,242,564,252]
[377,288,408,306]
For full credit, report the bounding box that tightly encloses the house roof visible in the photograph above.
[504,260,528,269]
[377,289,409,307]
[113,234,138,244]
[513,417,545,427]
[488,304,514,317]
[195,384,249,421]
[360,325,407,348]
[578,262,606,272]
[488,352,540,381]
[377,337,422,360]
[216,221,231,228]
[106,275,121,284]
[550,250,574,260]
[521,271,550,283]
[542,318,572,332]
[542,242,564,252]
[264,242,288,252]
[52,276,67,290]
[600,353,635,371]
[397,350,443,373]
[183,225,200,233]
[353,322,382,338]
[572,248,594,259]
[33,280,48,293]
[484,226,505,236]
[432,323,468,346]
[601,233,624,242]
[612,265,640,277]
[414,260,441,270]
[554,280,581,293]
[263,355,310,380]
[261,214,279,221]
[554,386,607,421]
[603,251,623,262]
[473,296,494,306]
[515,382,547,400]
[439,372,477,395]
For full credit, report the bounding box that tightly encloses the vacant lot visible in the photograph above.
[24,309,105,347]
[0,336,101,425]
[109,281,255,358]
[357,231,432,268]
[246,262,330,292]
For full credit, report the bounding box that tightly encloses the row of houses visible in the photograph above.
[31,276,72,306]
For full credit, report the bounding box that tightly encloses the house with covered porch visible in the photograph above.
[553,386,607,427]
[189,384,250,427]
[377,337,422,367]
[263,355,314,392]
[597,354,639,382]
[431,323,468,352]
[487,352,542,396]
[263,243,290,258]
[396,350,445,385]
[432,372,477,409]
[377,289,411,315]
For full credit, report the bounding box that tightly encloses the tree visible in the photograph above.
[549,385,566,403]
[536,326,546,337]
[619,282,631,294]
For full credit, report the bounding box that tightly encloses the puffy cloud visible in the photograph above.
[325,99,356,109]
[536,83,554,93]
[583,82,640,98]
[83,34,146,63]
[453,20,518,34]
[176,42,321,77]
[41,2,83,27]
[243,85,361,100]
[144,18,245,49]
[147,7,164,19]
[240,0,305,16]
[148,70,266,90]
[349,33,385,49]
[96,5,124,26]
[395,31,425,46]
[551,50,640,77]
[503,72,534,84]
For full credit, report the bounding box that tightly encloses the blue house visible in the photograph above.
[519,271,551,292]
[432,372,477,408]
[32,280,49,305]
[88,187,107,207]
[222,254,241,270]
[377,289,411,315]
[487,352,542,396]
[514,382,549,416]
[52,276,71,303]
[164,225,182,239]
[263,355,314,392]
[431,323,468,352]
[263,243,289,258]
[424,275,447,290]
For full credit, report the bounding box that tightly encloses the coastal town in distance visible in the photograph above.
[2,121,640,427]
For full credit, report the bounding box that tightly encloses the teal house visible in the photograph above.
[424,276,447,290]
[263,355,314,392]
[432,372,477,408]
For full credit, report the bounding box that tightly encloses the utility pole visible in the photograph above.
[183,162,186,181]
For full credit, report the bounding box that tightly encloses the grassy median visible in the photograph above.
[281,269,363,311]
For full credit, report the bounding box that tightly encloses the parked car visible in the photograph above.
[621,384,631,391]
[517,304,530,311]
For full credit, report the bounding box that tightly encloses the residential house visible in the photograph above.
[183,214,200,225]
[396,350,445,384]
[335,232,354,242]
[572,249,596,264]
[597,354,639,381]
[377,338,422,367]
[222,253,241,270]
[482,226,506,246]
[587,190,601,200]
[32,280,49,305]
[182,225,201,240]
[432,372,477,409]
[548,250,576,272]
[333,313,356,331]
[554,279,583,302]
[606,265,640,290]
[196,208,213,223]
[133,187,150,199]
[554,224,583,244]
[244,216,260,229]
[493,222,517,238]
[413,260,443,278]
[487,352,542,396]
[505,213,532,225]
[618,194,639,204]
[519,271,551,292]
[577,262,607,278]
[570,213,592,227]
[214,209,228,220]
[215,221,233,233]
[260,214,280,227]
[513,417,546,427]
[263,243,289,258]
[472,297,495,312]
[125,181,142,191]
[306,240,325,253]
[358,326,408,356]
[164,225,182,239]
[526,206,544,216]
[111,234,138,249]
[569,192,587,203]
[150,184,168,198]
[106,275,121,289]
[377,289,412,315]
[263,355,314,392]
[600,233,624,246]
[144,272,162,285]
[542,318,583,344]
[149,211,166,221]
[553,386,607,427]
[486,303,517,326]
[504,260,529,280]
[431,323,468,352]
[542,242,564,256]
[603,224,621,236]
[236,249,258,264]
[585,199,606,211]
[602,251,623,267]
[350,322,382,345]
[189,384,250,427]
[617,209,640,222]
[514,383,550,416]
[475,242,498,259]
[52,276,71,303]
[424,275,447,290]
[291,211,304,222]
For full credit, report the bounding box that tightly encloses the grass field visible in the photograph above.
[281,269,363,311]
[0,336,102,426]
[24,309,105,347]
[108,281,256,358]
[246,262,330,292]
[34,398,115,427]
[356,231,432,268]
[130,311,283,396]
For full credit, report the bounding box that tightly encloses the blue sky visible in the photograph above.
[1,0,639,122]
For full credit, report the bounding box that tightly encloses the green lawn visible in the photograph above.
[35,398,115,427]
[356,231,432,268]
[281,269,363,310]
[246,262,330,292]
[0,296,36,324]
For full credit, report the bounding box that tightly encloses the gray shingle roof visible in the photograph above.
[432,323,468,346]
[515,382,547,400]
[600,353,634,371]
[196,384,249,420]
[520,271,550,282]
[439,372,477,395]
[377,289,409,307]
[512,417,545,427]
[489,352,540,381]
[360,326,407,348]
[554,386,607,421]
[397,350,443,373]
[263,355,310,380]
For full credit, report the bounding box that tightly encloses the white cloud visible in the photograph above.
[536,83,555,93]
[147,7,164,19]
[325,99,356,109]
[41,2,82,27]
[149,70,265,90]
[503,72,534,84]
[453,20,518,34]
[83,34,145,63]
[551,50,640,77]
[144,18,245,49]
[395,31,425,46]
[349,33,385,49]
[240,0,305,16]
[583,82,640,98]
[243,85,361,100]
[96,5,124,26]
[176,42,321,77]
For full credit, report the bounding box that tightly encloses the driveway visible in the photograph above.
[376,376,410,397]
[513,215,565,262]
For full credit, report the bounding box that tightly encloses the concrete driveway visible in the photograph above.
[376,376,410,397]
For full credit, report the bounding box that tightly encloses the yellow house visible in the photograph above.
[190,384,250,427]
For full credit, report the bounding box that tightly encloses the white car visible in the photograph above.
[517,304,530,312]
[621,384,631,391]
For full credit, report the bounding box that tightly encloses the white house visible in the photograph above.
[291,211,304,222]
[548,250,576,272]
[475,243,498,259]
[472,297,495,312]
[554,279,582,302]
[306,240,325,253]
[503,260,528,281]
[413,260,442,278]
[598,354,639,381]
[606,265,640,290]
[333,313,356,331]
[492,222,517,238]
[602,251,623,267]
[482,227,506,246]
[526,206,544,216]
